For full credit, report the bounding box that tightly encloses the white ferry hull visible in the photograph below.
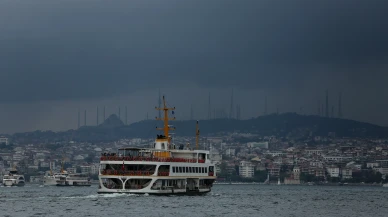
[3,180,15,187]
[56,180,91,187]
[98,175,214,195]
[97,188,211,195]
[43,177,58,186]
[3,179,25,187]
[56,176,91,187]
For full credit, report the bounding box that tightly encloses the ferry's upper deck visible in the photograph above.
[100,147,211,164]
[99,96,211,164]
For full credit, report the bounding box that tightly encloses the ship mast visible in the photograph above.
[155,96,176,144]
[196,121,200,150]
[60,157,65,173]
[49,154,53,175]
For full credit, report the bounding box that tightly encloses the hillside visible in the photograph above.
[10,113,388,143]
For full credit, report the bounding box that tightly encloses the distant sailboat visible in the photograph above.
[277,178,281,185]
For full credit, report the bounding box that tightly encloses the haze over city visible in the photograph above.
[1,0,388,133]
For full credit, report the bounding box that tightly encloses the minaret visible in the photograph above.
[196,121,200,150]
[208,92,211,120]
[103,106,106,122]
[317,100,320,116]
[125,106,128,125]
[190,104,194,120]
[229,88,234,119]
[77,109,80,129]
[236,105,239,120]
[331,106,334,118]
[238,105,242,120]
[158,89,162,119]
[325,90,329,117]
[338,92,343,118]
[96,106,99,126]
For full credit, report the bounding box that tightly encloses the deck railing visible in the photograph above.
[100,170,170,176]
[157,171,170,176]
[100,156,205,163]
[101,170,154,176]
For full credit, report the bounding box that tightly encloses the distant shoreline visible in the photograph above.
[214,182,386,187]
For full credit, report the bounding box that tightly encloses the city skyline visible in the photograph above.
[0,86,381,134]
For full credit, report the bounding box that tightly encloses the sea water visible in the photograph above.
[0,184,387,217]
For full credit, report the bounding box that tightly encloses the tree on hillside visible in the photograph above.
[254,170,268,182]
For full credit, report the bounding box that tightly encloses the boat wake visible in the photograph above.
[63,193,139,199]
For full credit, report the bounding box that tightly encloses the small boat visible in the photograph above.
[277,178,281,185]
[2,169,25,187]
[383,183,388,187]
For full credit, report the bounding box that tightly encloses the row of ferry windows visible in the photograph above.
[172,166,207,173]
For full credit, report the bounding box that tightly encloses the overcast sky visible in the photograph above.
[0,0,388,134]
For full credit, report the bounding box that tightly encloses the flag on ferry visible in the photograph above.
[172,111,175,115]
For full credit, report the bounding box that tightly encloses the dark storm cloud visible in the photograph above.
[0,0,387,102]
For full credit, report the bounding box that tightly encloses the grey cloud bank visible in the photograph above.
[0,0,388,133]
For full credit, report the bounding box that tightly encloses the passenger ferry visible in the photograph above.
[43,170,69,186]
[97,96,216,195]
[2,168,25,187]
[56,173,91,186]
[43,161,69,186]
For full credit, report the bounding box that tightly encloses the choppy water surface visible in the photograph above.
[1,184,388,217]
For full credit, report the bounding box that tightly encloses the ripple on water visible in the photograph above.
[1,185,388,217]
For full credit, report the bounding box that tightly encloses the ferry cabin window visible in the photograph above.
[179,167,182,173]
[173,167,176,173]
[202,167,204,173]
[195,167,198,173]
[189,167,192,173]
[186,167,188,173]
[205,167,207,173]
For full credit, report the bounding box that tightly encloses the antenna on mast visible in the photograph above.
[196,120,200,150]
[155,96,176,145]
